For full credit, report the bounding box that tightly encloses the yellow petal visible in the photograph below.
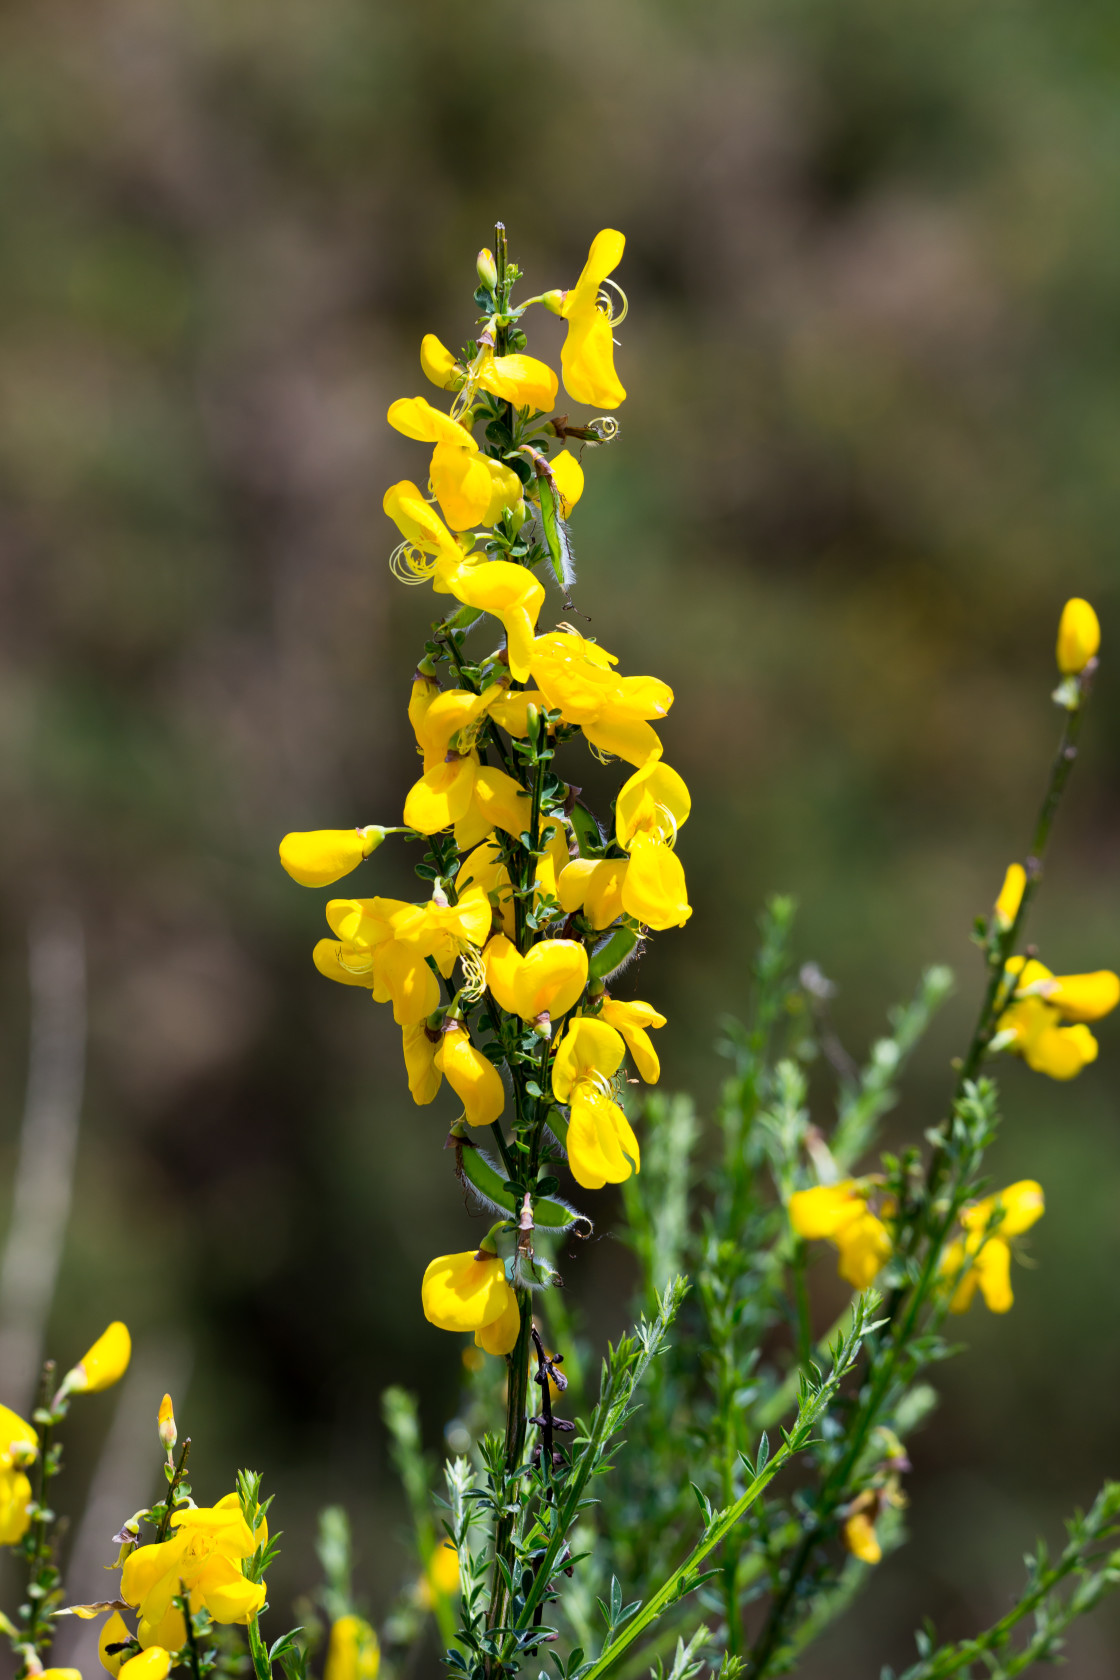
[620,834,691,930]
[434,1025,505,1125]
[788,1182,864,1241]
[279,827,383,888]
[549,449,585,516]
[99,1610,132,1678]
[67,1322,131,1394]
[598,998,665,1082]
[313,939,376,988]
[475,1288,522,1356]
[1043,970,1120,1023]
[444,562,545,683]
[471,765,532,839]
[120,1649,171,1680]
[478,351,558,412]
[616,762,691,848]
[404,757,478,834]
[420,334,463,392]
[429,442,496,532]
[566,1085,640,1189]
[551,1017,626,1102]
[422,1250,511,1332]
[325,1616,381,1680]
[0,1403,37,1470]
[402,1023,443,1105]
[843,1511,881,1565]
[975,1237,1013,1313]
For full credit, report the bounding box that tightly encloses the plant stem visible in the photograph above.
[156,1439,193,1543]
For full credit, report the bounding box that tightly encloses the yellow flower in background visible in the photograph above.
[996,956,1119,1080]
[433,1024,506,1127]
[944,1179,1044,1315]
[598,997,666,1082]
[483,934,588,1024]
[40,1671,83,1680]
[788,1181,893,1290]
[121,1493,267,1649]
[98,1608,132,1677]
[1056,596,1100,674]
[529,629,672,767]
[324,1615,380,1680]
[843,1501,882,1566]
[422,1248,520,1354]
[62,1322,131,1396]
[120,1649,170,1680]
[387,397,522,531]
[546,229,627,409]
[419,332,558,413]
[552,1017,640,1189]
[994,862,1026,930]
[423,1541,461,1605]
[383,482,545,681]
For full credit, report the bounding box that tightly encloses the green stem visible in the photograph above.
[486,1290,533,1636]
[155,1439,193,1544]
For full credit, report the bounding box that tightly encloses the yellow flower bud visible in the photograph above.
[157,1394,176,1454]
[280,826,384,889]
[63,1321,131,1396]
[1056,597,1100,674]
[541,289,565,315]
[476,248,498,292]
[994,862,1025,929]
[325,1615,380,1680]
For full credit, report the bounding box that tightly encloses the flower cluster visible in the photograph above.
[788,599,1113,1314]
[279,228,689,1355]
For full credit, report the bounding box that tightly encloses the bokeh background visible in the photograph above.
[1,0,1119,1673]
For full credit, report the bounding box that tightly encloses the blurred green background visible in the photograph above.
[1,0,1119,1672]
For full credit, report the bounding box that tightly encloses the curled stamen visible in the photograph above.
[597,278,628,327]
[588,741,616,766]
[587,416,620,443]
[390,541,436,584]
[656,802,679,847]
[458,943,488,1003]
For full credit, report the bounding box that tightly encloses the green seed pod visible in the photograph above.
[456,1138,591,1236]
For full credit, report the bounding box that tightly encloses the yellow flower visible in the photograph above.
[1056,596,1100,674]
[433,1024,506,1127]
[422,1248,520,1355]
[120,1650,170,1680]
[552,1018,640,1189]
[788,1182,893,1290]
[423,1541,461,1604]
[121,1493,267,1649]
[945,1179,1045,1315]
[403,679,533,843]
[324,1615,380,1680]
[483,935,588,1024]
[598,997,666,1083]
[279,827,386,888]
[387,397,522,532]
[384,483,545,681]
[98,1608,132,1677]
[994,862,1025,930]
[419,333,558,413]
[318,890,492,1026]
[62,1322,131,1396]
[547,230,627,410]
[615,761,693,930]
[843,1505,881,1566]
[996,956,1119,1079]
[40,1671,83,1680]
[529,629,672,767]
[615,760,691,849]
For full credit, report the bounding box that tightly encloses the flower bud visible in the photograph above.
[60,1321,131,1398]
[476,248,498,292]
[157,1393,176,1455]
[994,862,1025,930]
[1056,597,1100,674]
[541,289,565,316]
